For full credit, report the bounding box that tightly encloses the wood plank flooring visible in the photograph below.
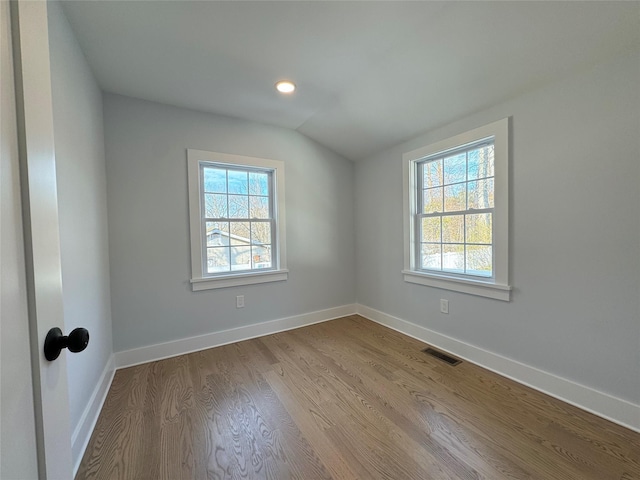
[76,315,640,480]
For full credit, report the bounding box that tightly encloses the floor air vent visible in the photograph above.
[423,348,462,366]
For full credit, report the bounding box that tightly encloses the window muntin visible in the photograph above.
[201,165,275,274]
[188,149,287,290]
[416,141,495,278]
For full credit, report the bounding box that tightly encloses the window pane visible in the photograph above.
[421,217,441,243]
[468,179,494,210]
[207,247,230,273]
[249,196,270,219]
[468,145,494,180]
[444,184,466,212]
[443,244,464,273]
[423,159,442,187]
[466,245,492,277]
[466,213,492,245]
[252,245,272,269]
[249,172,269,196]
[204,193,227,218]
[203,167,227,193]
[423,188,442,213]
[206,221,229,246]
[230,222,250,245]
[484,145,495,177]
[231,246,251,271]
[251,221,271,245]
[228,170,248,194]
[228,195,249,218]
[421,243,441,270]
[467,148,480,181]
[443,153,466,185]
[442,215,464,243]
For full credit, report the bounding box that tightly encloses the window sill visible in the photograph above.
[191,269,288,291]
[402,270,511,301]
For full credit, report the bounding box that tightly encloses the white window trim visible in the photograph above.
[402,118,511,301]
[187,149,288,291]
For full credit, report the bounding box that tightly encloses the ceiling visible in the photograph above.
[60,1,640,161]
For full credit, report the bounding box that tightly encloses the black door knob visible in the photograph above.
[44,327,90,361]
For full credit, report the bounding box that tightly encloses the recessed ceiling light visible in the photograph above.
[275,80,296,94]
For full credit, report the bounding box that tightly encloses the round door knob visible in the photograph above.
[44,327,90,361]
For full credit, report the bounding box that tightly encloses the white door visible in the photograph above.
[1,0,39,477]
[10,1,74,478]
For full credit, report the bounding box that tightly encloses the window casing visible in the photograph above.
[402,118,511,301]
[188,150,287,290]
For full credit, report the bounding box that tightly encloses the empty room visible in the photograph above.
[2,1,639,479]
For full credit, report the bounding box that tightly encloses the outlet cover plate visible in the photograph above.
[440,299,449,314]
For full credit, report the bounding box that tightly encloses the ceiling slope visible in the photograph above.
[61,1,640,161]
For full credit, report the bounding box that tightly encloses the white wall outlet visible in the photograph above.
[236,295,245,308]
[440,299,449,314]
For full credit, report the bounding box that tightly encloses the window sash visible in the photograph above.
[414,211,495,279]
[199,163,277,276]
[414,139,495,279]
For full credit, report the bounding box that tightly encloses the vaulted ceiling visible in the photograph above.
[61,1,640,161]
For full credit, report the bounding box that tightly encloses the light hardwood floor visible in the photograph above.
[76,315,640,479]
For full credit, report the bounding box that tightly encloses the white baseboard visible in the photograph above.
[71,354,116,476]
[356,303,640,434]
[115,304,357,369]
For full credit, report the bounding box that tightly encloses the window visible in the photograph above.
[402,118,511,301]
[188,150,287,290]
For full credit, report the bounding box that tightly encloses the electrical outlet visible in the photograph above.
[236,295,245,308]
[440,299,449,314]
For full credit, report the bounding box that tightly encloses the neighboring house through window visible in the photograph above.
[402,118,511,301]
[188,149,287,290]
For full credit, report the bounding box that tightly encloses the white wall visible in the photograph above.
[48,0,113,464]
[104,94,355,352]
[0,1,39,477]
[355,49,640,406]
